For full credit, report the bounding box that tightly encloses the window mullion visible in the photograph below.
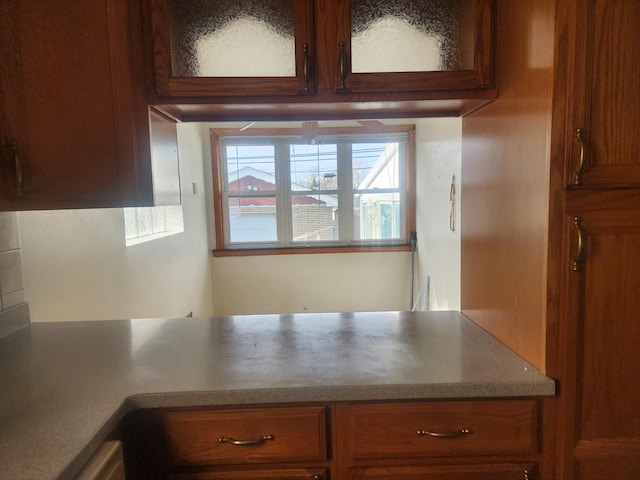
[275,141,291,247]
[219,142,233,247]
[222,192,232,246]
[399,141,408,238]
[337,143,353,245]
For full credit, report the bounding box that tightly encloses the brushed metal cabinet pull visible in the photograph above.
[303,43,310,93]
[338,41,347,90]
[574,128,587,185]
[416,428,473,438]
[218,434,275,446]
[572,216,584,272]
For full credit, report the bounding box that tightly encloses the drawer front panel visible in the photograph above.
[346,400,537,459]
[167,467,328,480]
[349,463,535,480]
[164,406,327,466]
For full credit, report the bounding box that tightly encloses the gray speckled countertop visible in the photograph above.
[0,311,555,480]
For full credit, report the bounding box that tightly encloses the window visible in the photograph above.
[124,205,184,246]
[211,124,415,254]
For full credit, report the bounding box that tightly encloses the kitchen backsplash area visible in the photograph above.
[0,212,29,338]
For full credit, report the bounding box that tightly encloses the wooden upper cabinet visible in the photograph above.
[147,0,494,101]
[566,0,640,187]
[331,0,494,95]
[0,0,162,210]
[149,0,315,98]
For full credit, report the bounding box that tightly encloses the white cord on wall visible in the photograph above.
[412,276,430,312]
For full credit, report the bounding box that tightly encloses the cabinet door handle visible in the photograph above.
[417,428,472,438]
[338,41,347,90]
[572,216,584,272]
[303,43,310,93]
[10,141,23,197]
[574,128,587,185]
[218,434,274,446]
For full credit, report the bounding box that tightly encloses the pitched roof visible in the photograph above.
[228,168,338,206]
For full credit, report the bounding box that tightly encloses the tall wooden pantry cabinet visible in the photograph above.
[461,0,640,479]
[554,0,640,478]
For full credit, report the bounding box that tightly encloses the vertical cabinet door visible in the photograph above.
[567,0,640,187]
[148,0,315,98]
[561,195,640,480]
[0,0,151,210]
[329,0,494,94]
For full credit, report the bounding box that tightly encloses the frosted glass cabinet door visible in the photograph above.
[149,0,314,97]
[339,0,494,93]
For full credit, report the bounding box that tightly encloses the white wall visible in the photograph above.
[414,118,462,311]
[15,119,461,321]
[17,124,213,322]
[211,252,412,315]
[205,119,461,316]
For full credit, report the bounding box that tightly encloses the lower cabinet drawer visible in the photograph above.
[348,464,535,480]
[345,400,538,459]
[167,467,328,480]
[164,406,328,467]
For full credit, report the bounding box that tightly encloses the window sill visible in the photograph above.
[212,244,412,257]
[126,230,182,247]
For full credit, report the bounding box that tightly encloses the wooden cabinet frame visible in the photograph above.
[144,0,497,120]
[121,399,552,480]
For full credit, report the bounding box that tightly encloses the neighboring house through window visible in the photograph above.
[211,123,415,254]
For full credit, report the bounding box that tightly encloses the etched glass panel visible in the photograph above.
[169,0,296,77]
[351,0,475,73]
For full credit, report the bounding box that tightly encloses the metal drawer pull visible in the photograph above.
[417,428,472,438]
[218,434,275,446]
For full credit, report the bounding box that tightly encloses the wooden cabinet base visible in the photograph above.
[121,399,547,480]
[348,464,535,480]
[167,468,327,480]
